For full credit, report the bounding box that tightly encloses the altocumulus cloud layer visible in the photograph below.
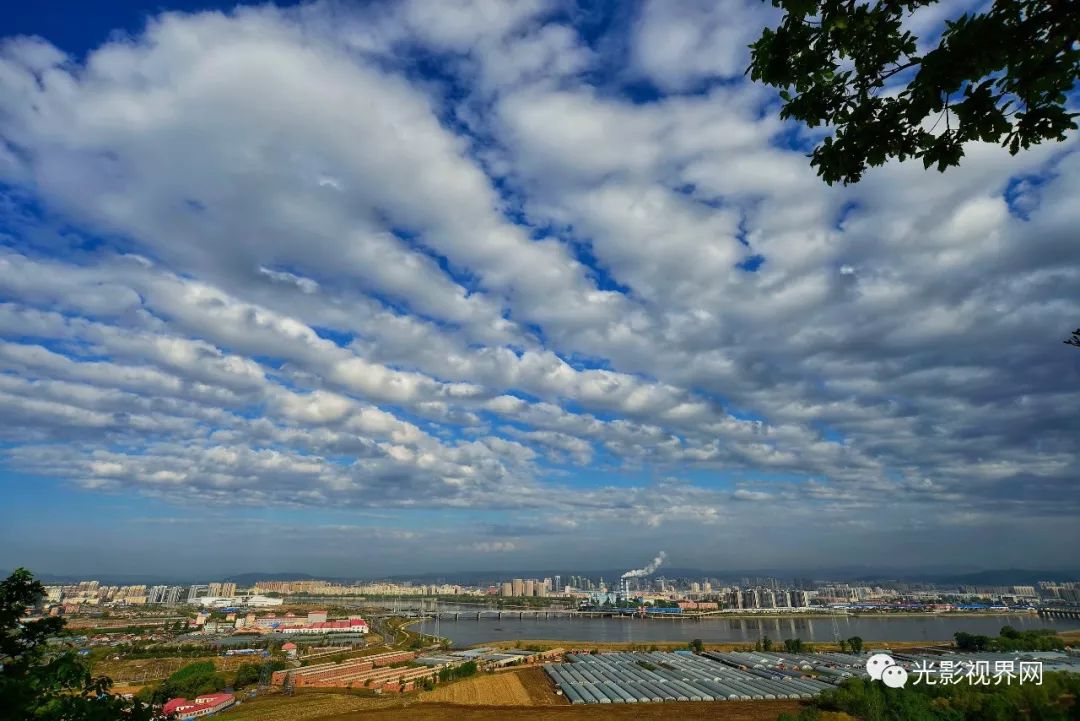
[0,0,1078,575]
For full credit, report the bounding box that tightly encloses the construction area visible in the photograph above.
[546,650,848,703]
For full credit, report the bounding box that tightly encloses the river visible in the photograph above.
[418,613,1080,647]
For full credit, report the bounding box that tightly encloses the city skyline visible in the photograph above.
[2,0,1079,577]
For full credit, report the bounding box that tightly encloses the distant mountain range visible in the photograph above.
[8,566,1077,587]
[233,566,1079,588]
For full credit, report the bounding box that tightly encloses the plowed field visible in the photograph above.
[420,668,566,706]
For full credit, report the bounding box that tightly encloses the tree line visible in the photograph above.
[779,672,1080,721]
[955,625,1067,652]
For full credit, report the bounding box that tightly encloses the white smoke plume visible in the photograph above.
[621,551,667,578]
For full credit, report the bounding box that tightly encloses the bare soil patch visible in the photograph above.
[419,668,566,706]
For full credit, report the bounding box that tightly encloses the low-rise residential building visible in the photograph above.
[161,693,234,719]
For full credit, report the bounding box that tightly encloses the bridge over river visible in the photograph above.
[1039,606,1080,620]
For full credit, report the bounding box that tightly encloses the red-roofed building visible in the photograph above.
[161,692,234,719]
[276,617,368,634]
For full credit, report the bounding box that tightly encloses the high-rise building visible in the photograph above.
[164,586,183,605]
[187,585,209,603]
[512,579,524,596]
[524,580,535,597]
[500,582,513,596]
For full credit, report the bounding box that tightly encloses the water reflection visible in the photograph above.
[433,613,1080,647]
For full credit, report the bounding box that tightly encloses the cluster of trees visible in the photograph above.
[0,568,153,720]
[752,0,1079,344]
[747,635,859,654]
[779,672,1080,721]
[233,662,263,688]
[436,660,478,682]
[839,636,865,654]
[140,661,226,705]
[107,642,212,659]
[79,624,170,636]
[136,656,289,704]
[782,638,818,654]
[955,626,1066,652]
[749,0,1079,186]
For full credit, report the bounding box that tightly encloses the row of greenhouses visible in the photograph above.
[702,650,864,682]
[544,651,836,704]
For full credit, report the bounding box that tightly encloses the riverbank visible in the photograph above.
[467,626,1080,652]
[478,638,948,652]
[405,608,1040,621]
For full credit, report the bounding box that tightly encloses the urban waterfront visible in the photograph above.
[429,613,1080,647]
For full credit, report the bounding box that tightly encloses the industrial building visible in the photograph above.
[248,612,368,634]
[271,650,417,690]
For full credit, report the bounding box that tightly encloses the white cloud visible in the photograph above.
[630,0,780,91]
[0,1,1077,569]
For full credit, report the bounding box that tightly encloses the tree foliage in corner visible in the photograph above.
[0,568,153,721]
[749,0,1080,185]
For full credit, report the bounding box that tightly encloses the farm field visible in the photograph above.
[218,692,396,721]
[220,691,803,721]
[319,699,806,721]
[419,668,566,706]
[220,684,804,721]
[93,654,253,684]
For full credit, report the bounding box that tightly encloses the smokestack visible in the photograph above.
[621,551,667,579]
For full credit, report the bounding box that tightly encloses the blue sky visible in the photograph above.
[0,0,1078,579]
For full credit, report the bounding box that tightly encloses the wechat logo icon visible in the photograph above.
[866,653,908,688]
